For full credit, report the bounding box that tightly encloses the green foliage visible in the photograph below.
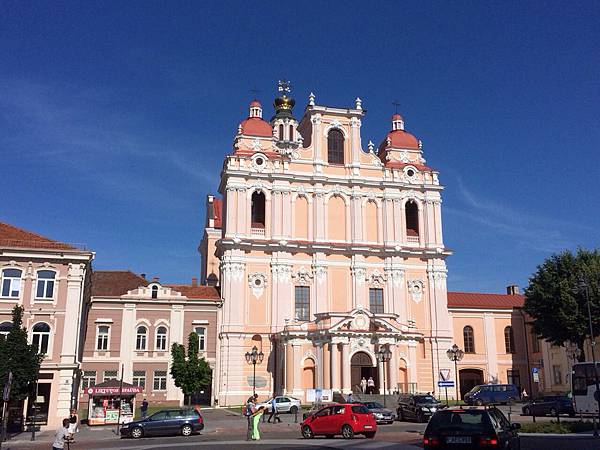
[0,305,43,402]
[170,332,212,405]
[524,248,600,361]
[519,420,595,434]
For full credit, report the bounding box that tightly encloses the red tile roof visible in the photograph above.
[239,117,273,137]
[447,291,525,310]
[165,284,220,300]
[213,198,222,229]
[0,222,76,250]
[92,270,148,297]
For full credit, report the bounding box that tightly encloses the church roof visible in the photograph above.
[447,291,525,310]
[0,221,76,250]
[92,270,148,296]
[239,117,273,137]
[164,284,220,300]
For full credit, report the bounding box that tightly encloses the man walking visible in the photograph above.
[267,397,281,423]
[245,394,257,441]
[52,418,72,450]
[140,398,149,419]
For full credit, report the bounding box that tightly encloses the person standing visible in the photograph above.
[360,377,367,394]
[52,418,72,450]
[367,377,375,394]
[67,409,78,437]
[251,406,266,440]
[140,398,149,419]
[347,392,354,403]
[267,397,281,423]
[245,395,256,441]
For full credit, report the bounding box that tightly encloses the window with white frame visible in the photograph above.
[294,286,310,321]
[155,326,167,351]
[132,370,146,388]
[1,269,22,298]
[96,325,109,351]
[153,370,167,390]
[195,327,206,351]
[35,270,56,300]
[369,288,384,314]
[136,326,147,350]
[103,370,118,382]
[82,371,96,388]
[31,322,50,354]
[0,321,12,338]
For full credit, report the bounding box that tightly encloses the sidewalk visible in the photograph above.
[3,424,119,446]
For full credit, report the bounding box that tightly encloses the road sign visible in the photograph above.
[438,380,455,388]
[532,368,539,383]
[439,369,451,381]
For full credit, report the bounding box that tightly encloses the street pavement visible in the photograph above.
[2,406,599,449]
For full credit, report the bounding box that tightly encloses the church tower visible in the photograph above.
[210,83,453,406]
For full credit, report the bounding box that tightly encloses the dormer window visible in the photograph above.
[151,285,158,299]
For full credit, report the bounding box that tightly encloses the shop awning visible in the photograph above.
[86,380,143,396]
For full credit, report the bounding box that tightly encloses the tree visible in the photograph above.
[524,248,600,361]
[0,305,43,404]
[170,332,212,406]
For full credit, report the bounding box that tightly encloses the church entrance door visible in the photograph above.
[350,351,378,393]
[459,369,484,399]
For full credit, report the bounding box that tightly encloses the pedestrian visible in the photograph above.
[367,376,375,394]
[347,392,354,403]
[67,409,78,437]
[360,377,367,394]
[52,418,72,450]
[141,398,149,419]
[244,395,256,441]
[251,406,266,440]
[267,397,281,423]
[521,388,528,401]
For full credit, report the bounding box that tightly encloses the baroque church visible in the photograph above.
[201,83,458,406]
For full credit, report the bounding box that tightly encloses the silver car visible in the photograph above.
[256,396,301,413]
[361,401,396,424]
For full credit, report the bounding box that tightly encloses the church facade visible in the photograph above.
[202,86,460,406]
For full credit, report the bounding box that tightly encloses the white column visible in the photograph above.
[483,313,499,382]
[389,344,398,393]
[341,342,351,393]
[307,196,314,241]
[408,341,418,391]
[292,343,302,395]
[225,187,236,237]
[378,359,385,394]
[330,343,340,391]
[315,343,324,389]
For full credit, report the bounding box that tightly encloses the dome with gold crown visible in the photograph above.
[272,80,296,120]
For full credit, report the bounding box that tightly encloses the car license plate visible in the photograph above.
[446,436,471,443]
[364,425,373,429]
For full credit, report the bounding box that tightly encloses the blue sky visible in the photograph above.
[1,1,599,293]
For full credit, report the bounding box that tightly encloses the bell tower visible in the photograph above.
[271,80,302,154]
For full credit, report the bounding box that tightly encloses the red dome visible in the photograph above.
[386,130,419,150]
[250,100,262,108]
[240,117,272,137]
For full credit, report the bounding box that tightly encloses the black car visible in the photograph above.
[397,393,441,422]
[360,401,396,424]
[120,409,204,439]
[424,406,520,449]
[522,395,575,417]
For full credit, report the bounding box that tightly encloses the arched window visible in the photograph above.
[151,285,158,299]
[279,124,284,140]
[327,129,344,164]
[504,326,515,354]
[405,200,419,237]
[155,326,168,351]
[32,322,50,354]
[0,321,12,338]
[251,191,266,228]
[136,326,147,350]
[195,327,206,351]
[96,325,109,351]
[36,270,56,300]
[1,268,22,298]
[289,124,294,141]
[463,326,475,353]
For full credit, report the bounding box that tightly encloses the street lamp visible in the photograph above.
[245,346,264,397]
[376,346,392,407]
[447,344,464,402]
[573,276,600,437]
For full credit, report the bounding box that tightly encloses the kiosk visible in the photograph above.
[86,380,143,426]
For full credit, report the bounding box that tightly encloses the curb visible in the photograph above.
[520,432,599,438]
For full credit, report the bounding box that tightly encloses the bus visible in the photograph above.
[572,362,600,414]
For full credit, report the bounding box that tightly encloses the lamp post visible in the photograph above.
[376,346,392,407]
[245,346,264,397]
[574,276,599,438]
[447,344,464,402]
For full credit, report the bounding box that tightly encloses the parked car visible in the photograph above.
[464,384,519,406]
[423,406,521,449]
[522,395,575,416]
[397,393,441,422]
[256,396,301,414]
[120,409,204,439]
[360,401,395,424]
[300,403,377,439]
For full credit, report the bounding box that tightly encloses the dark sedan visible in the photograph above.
[522,396,575,417]
[120,409,204,438]
[360,401,396,424]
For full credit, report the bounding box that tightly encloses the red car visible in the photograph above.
[300,403,377,439]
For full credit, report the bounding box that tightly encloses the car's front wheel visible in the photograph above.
[341,424,354,439]
[181,424,193,436]
[290,405,299,414]
[301,425,314,439]
[130,426,143,439]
